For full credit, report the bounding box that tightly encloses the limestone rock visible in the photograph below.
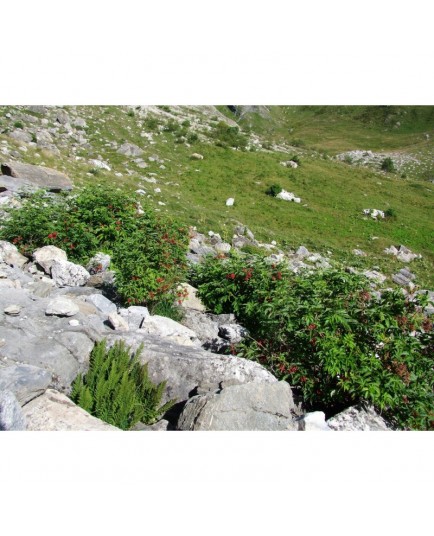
[132,419,170,431]
[117,143,143,157]
[33,245,67,274]
[118,306,149,330]
[22,389,120,431]
[0,161,73,192]
[177,381,297,431]
[226,198,235,206]
[190,153,204,160]
[4,304,21,316]
[297,411,331,431]
[51,259,90,287]
[108,312,130,331]
[218,324,248,344]
[106,332,278,405]
[139,315,200,346]
[86,252,111,273]
[0,241,28,269]
[0,325,80,387]
[46,297,79,317]
[177,283,206,312]
[327,404,392,431]
[0,364,51,405]
[85,293,117,315]
[0,390,27,430]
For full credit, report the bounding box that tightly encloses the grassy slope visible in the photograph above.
[1,104,433,287]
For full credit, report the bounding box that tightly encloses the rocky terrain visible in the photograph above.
[0,105,432,431]
[0,237,395,431]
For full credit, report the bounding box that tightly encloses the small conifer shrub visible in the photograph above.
[70,340,175,430]
[266,184,283,197]
[381,157,395,173]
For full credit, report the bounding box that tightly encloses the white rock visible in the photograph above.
[69,319,80,327]
[33,245,67,274]
[226,198,235,206]
[190,153,204,160]
[299,411,331,431]
[89,159,111,171]
[108,312,130,331]
[46,297,79,317]
[51,260,90,287]
[139,315,200,346]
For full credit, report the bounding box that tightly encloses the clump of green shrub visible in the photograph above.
[190,254,434,430]
[13,120,24,129]
[381,157,395,173]
[70,340,175,429]
[384,207,397,219]
[187,132,199,144]
[0,185,189,308]
[266,184,283,197]
[144,116,160,130]
[212,121,248,150]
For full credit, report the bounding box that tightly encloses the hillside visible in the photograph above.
[1,104,433,287]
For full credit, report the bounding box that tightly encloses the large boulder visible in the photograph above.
[177,381,297,431]
[0,364,51,405]
[327,404,392,431]
[0,325,80,388]
[105,332,278,405]
[22,389,120,431]
[0,161,73,192]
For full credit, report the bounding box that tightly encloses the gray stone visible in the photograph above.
[56,110,70,125]
[132,419,170,431]
[57,331,94,367]
[0,161,73,191]
[46,297,79,317]
[33,245,68,274]
[177,381,297,431]
[51,260,90,287]
[105,332,278,405]
[176,283,206,312]
[22,389,120,431]
[8,130,33,143]
[0,364,51,405]
[296,246,310,257]
[118,306,149,330]
[85,293,117,315]
[0,325,80,387]
[218,324,248,343]
[107,312,130,331]
[117,143,143,157]
[215,242,231,254]
[0,241,28,269]
[139,315,199,346]
[327,404,392,431]
[0,390,27,430]
[86,252,111,273]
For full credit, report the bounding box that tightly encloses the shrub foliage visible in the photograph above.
[70,340,175,430]
[0,185,189,307]
[191,254,434,430]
